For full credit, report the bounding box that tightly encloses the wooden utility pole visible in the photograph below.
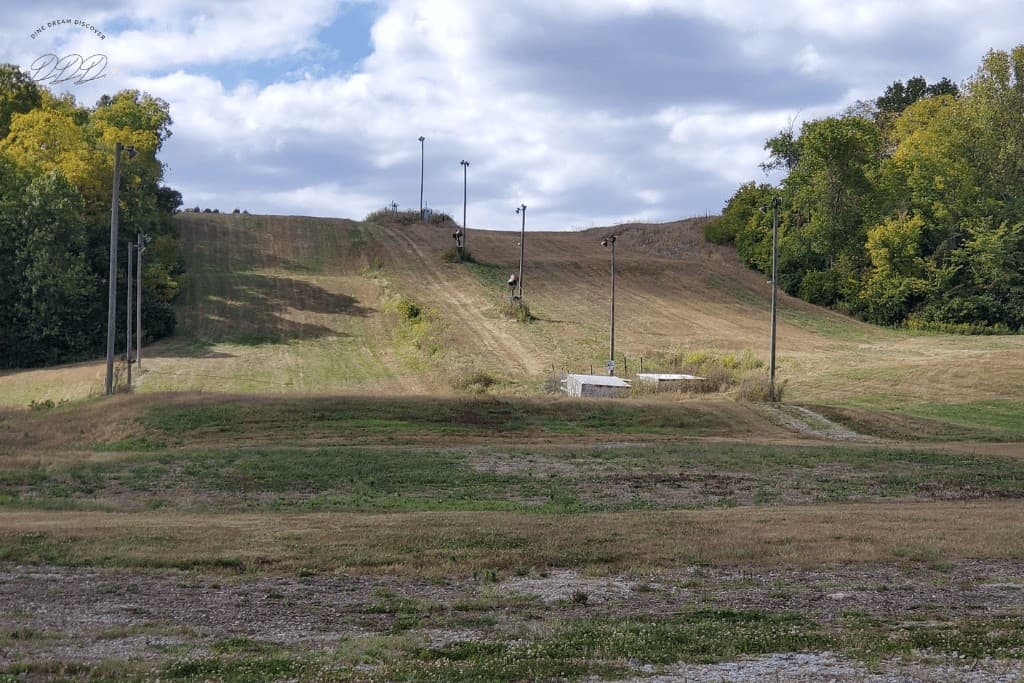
[105,143,124,395]
[769,195,781,400]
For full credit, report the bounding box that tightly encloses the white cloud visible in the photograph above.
[6,0,1024,227]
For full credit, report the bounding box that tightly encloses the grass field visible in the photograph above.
[2,212,1023,433]
[0,212,1022,679]
[1,393,1023,679]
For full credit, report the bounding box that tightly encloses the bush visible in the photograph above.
[391,296,421,321]
[737,375,785,402]
[636,348,774,399]
[798,269,841,306]
[500,299,535,323]
[451,369,497,393]
[365,208,457,226]
[441,247,462,263]
[703,217,736,245]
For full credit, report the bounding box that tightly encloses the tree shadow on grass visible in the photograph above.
[171,273,375,353]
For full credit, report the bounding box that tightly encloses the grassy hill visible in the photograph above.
[2,212,1024,680]
[1,210,1022,435]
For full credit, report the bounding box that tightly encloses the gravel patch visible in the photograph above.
[2,560,1023,677]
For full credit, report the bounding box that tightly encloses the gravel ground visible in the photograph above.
[2,560,1023,679]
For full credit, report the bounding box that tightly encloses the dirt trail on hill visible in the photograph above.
[377,224,545,376]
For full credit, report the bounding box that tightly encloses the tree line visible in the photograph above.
[0,64,183,368]
[709,46,1024,333]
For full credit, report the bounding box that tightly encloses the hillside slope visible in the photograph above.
[2,211,1023,431]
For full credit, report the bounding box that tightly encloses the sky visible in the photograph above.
[2,0,1024,230]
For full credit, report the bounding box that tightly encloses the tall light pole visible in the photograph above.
[769,194,781,401]
[126,243,133,387]
[136,233,148,373]
[601,235,617,375]
[515,204,526,300]
[104,142,137,396]
[460,159,469,255]
[418,136,425,218]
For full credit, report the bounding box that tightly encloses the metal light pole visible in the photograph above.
[515,204,526,299]
[460,159,469,254]
[769,194,781,401]
[136,233,148,373]
[126,244,133,387]
[104,142,136,395]
[418,136,425,217]
[602,235,617,375]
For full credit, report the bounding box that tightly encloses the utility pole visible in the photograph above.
[602,235,617,375]
[136,233,147,373]
[126,244,133,387]
[769,194,781,401]
[105,142,136,395]
[460,159,470,255]
[515,204,526,299]
[418,136,425,218]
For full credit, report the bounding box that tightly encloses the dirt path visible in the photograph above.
[378,224,545,376]
[755,403,877,442]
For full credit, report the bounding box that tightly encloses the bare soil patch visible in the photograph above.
[2,560,1022,679]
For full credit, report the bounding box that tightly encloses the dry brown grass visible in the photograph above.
[3,502,1021,575]
[0,392,794,462]
[1,213,1023,419]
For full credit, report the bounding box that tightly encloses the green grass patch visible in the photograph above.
[464,260,510,291]
[898,400,1024,437]
[132,397,731,444]
[5,439,1024,513]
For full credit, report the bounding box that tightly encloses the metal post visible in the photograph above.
[136,234,145,373]
[418,136,425,216]
[610,238,616,373]
[460,160,469,255]
[126,244,133,387]
[515,204,526,299]
[769,195,780,401]
[602,235,617,375]
[104,142,124,395]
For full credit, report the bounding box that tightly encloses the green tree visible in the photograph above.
[860,214,933,325]
[0,64,42,138]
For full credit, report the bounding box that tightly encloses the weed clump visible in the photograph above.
[452,369,498,394]
[500,299,535,323]
[390,296,422,322]
[635,349,781,401]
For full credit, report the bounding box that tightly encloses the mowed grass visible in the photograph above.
[2,502,1023,574]
[3,440,1024,513]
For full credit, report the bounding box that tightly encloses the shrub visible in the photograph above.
[451,369,497,393]
[500,299,535,323]
[365,208,457,226]
[441,247,462,263]
[390,295,421,321]
[636,348,776,400]
[737,375,785,402]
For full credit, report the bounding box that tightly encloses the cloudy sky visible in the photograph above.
[2,1,1023,230]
